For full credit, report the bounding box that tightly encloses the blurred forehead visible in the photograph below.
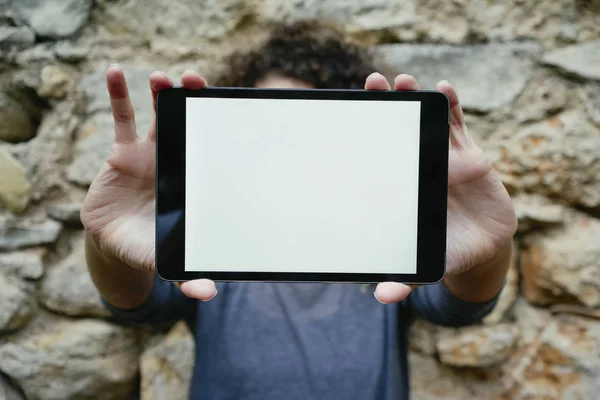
[255,75,314,89]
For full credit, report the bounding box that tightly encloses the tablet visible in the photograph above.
[156,87,449,284]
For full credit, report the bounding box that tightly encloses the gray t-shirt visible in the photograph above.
[103,277,500,400]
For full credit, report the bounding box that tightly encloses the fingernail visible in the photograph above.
[202,290,218,302]
[109,63,121,70]
[150,71,168,79]
[438,80,450,85]
[373,292,386,305]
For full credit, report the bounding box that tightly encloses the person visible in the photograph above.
[82,20,517,400]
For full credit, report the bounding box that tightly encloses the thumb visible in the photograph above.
[176,279,218,301]
[374,282,417,304]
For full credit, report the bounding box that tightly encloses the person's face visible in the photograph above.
[255,75,314,89]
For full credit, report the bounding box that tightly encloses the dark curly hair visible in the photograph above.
[214,20,380,89]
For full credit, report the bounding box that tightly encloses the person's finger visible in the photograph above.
[177,279,218,301]
[394,74,420,91]
[181,70,208,89]
[106,64,138,144]
[436,80,469,149]
[150,71,174,112]
[364,72,391,90]
[148,71,174,141]
[374,282,414,304]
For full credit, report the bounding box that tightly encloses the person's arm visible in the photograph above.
[81,67,209,327]
[86,232,196,327]
[408,241,512,327]
[443,240,512,303]
[85,232,154,309]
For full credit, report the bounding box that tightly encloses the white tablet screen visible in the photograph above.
[185,97,421,274]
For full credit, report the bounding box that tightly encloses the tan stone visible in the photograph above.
[140,321,195,400]
[0,248,45,280]
[513,70,577,124]
[0,271,36,333]
[24,99,84,201]
[409,318,438,356]
[436,324,520,367]
[0,148,31,214]
[469,0,581,46]
[512,194,565,234]
[39,235,110,318]
[37,65,75,99]
[484,246,519,325]
[494,110,600,210]
[0,319,140,400]
[264,0,416,33]
[0,93,34,143]
[521,210,600,307]
[2,1,600,399]
[502,305,600,400]
[409,352,504,400]
[543,40,600,81]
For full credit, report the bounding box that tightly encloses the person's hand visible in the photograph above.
[81,65,217,300]
[367,73,518,304]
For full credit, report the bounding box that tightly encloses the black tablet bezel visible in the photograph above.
[156,87,449,284]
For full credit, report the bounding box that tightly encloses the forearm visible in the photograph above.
[443,240,513,303]
[85,232,154,309]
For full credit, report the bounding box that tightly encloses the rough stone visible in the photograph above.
[0,148,31,214]
[0,271,36,333]
[503,311,600,400]
[512,299,551,346]
[264,0,416,32]
[409,353,471,399]
[0,319,140,400]
[462,112,510,143]
[436,324,519,367]
[39,237,109,318]
[0,92,34,143]
[409,352,503,400]
[24,99,83,201]
[66,113,113,186]
[582,82,600,126]
[378,42,542,112]
[410,0,469,44]
[512,194,565,233]
[493,110,600,210]
[14,42,56,65]
[0,25,35,47]
[0,1,599,398]
[408,318,438,356]
[11,0,94,39]
[0,249,45,280]
[469,0,580,46]
[54,41,88,63]
[80,64,155,135]
[0,218,61,250]
[37,65,74,99]
[483,247,519,325]
[542,40,600,81]
[0,373,25,400]
[140,321,195,400]
[520,210,600,308]
[98,0,251,41]
[513,70,576,123]
[47,202,82,227]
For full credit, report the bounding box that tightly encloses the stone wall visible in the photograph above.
[1,1,599,399]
